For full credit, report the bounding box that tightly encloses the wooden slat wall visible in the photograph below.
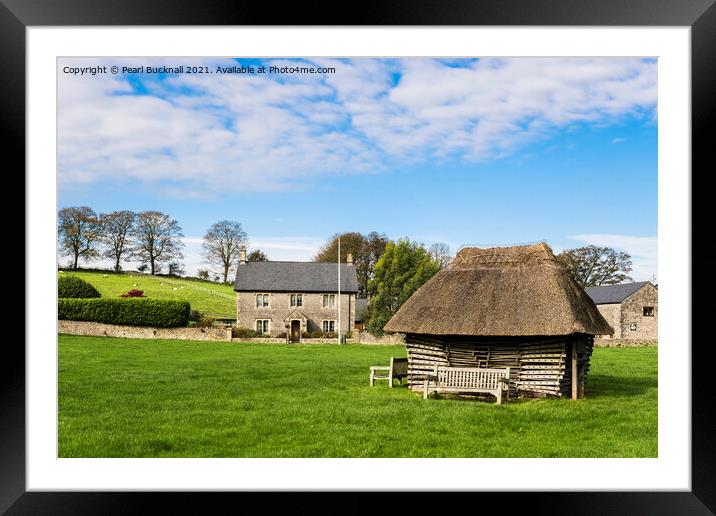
[405,333,594,398]
[560,334,595,398]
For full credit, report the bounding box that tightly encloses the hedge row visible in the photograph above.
[58,298,190,328]
[58,276,101,299]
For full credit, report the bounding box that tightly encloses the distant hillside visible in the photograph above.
[59,270,235,319]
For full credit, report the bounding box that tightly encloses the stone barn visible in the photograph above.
[584,282,658,341]
[383,243,613,399]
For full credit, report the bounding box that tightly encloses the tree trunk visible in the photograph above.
[73,254,79,269]
[223,264,229,284]
[115,256,121,272]
[150,258,155,275]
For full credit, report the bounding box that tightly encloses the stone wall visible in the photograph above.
[619,283,658,340]
[594,338,657,347]
[236,291,355,336]
[595,303,622,339]
[356,332,405,345]
[59,320,232,341]
[59,320,372,345]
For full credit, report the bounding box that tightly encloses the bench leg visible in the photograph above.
[389,370,393,388]
[496,389,502,405]
[370,369,375,387]
[423,380,429,399]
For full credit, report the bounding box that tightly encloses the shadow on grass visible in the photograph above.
[587,374,657,397]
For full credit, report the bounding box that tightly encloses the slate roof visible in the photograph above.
[234,261,359,293]
[584,281,651,305]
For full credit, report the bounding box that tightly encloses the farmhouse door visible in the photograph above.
[290,320,301,343]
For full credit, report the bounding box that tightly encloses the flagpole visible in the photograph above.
[337,237,342,345]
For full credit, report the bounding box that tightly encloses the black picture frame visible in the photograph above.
[4,0,713,513]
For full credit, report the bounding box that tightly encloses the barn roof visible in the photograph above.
[383,242,613,337]
[584,281,651,305]
[234,262,358,293]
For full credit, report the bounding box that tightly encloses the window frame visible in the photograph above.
[643,306,655,317]
[322,293,336,308]
[289,293,303,308]
[255,319,270,334]
[255,293,270,308]
[322,319,336,333]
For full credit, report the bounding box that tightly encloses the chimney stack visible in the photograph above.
[346,252,353,266]
[239,247,247,264]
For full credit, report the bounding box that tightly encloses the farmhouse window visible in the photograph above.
[323,320,336,333]
[322,294,335,308]
[256,293,270,308]
[290,294,303,307]
[643,306,654,316]
[256,319,270,333]
[630,322,637,331]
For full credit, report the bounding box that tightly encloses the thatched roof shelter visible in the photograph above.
[384,242,612,337]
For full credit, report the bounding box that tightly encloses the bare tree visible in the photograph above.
[202,220,248,283]
[100,210,136,272]
[429,242,452,269]
[131,211,184,275]
[58,206,102,269]
[557,245,633,287]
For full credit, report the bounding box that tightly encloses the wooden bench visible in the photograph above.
[423,365,510,404]
[370,357,408,387]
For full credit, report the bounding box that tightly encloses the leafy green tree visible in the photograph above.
[247,249,269,262]
[366,238,440,336]
[314,231,389,297]
[557,245,633,287]
[167,261,185,277]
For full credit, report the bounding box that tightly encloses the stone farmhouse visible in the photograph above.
[233,249,358,342]
[584,281,658,340]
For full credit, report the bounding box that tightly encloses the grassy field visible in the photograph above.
[58,335,658,458]
[60,270,235,318]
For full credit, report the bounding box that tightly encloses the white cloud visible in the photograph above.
[58,57,657,197]
[567,234,658,282]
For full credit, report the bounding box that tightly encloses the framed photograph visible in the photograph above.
[5,0,713,512]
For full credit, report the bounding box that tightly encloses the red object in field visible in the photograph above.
[121,289,145,298]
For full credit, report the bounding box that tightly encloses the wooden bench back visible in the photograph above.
[391,357,408,376]
[434,366,509,390]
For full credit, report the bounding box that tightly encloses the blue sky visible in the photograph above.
[58,57,657,279]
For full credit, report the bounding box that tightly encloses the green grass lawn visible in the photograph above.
[60,270,235,318]
[58,334,657,458]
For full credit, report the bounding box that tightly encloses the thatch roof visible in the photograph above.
[383,242,613,337]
